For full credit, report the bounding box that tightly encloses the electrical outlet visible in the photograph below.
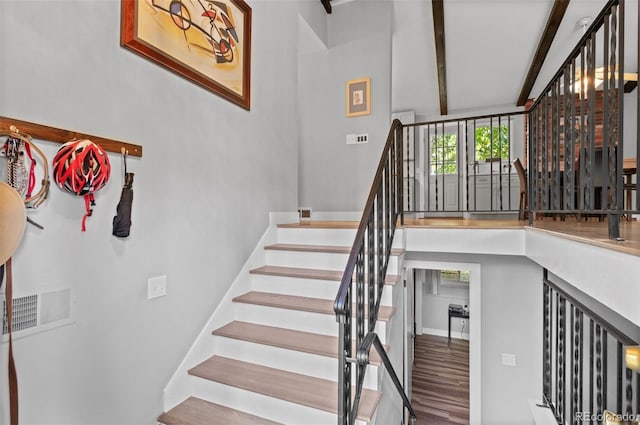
[502,353,517,367]
[148,275,167,300]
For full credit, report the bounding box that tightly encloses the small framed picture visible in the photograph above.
[346,77,371,117]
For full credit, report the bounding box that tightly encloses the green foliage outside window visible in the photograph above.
[475,125,510,161]
[430,133,458,175]
[440,270,470,282]
[429,124,510,175]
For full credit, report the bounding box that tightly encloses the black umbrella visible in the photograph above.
[112,149,134,238]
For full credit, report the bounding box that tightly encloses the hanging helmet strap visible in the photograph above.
[82,193,95,232]
[22,140,36,198]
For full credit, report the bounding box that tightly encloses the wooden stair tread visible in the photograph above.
[188,356,381,422]
[232,291,395,321]
[158,396,282,425]
[213,320,384,365]
[250,265,399,285]
[265,243,404,256]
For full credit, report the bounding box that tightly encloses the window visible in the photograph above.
[429,123,510,175]
[440,269,470,282]
[430,133,458,174]
[474,124,510,161]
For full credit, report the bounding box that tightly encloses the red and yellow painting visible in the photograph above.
[121,0,252,109]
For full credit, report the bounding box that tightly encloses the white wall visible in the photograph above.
[298,0,393,211]
[423,281,470,338]
[0,0,315,423]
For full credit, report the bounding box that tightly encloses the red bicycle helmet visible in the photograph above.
[53,139,111,231]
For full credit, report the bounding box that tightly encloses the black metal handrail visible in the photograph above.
[334,119,415,425]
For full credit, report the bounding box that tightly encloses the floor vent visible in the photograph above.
[3,294,38,334]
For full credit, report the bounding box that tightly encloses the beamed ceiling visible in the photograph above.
[322,0,638,117]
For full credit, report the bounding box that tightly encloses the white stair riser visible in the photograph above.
[249,275,394,306]
[264,251,400,275]
[189,377,339,425]
[277,228,357,246]
[233,303,389,343]
[212,336,381,389]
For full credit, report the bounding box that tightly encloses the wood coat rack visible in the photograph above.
[0,116,143,157]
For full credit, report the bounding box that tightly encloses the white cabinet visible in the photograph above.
[467,173,519,212]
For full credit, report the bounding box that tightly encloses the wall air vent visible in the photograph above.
[3,294,38,334]
[1,288,72,339]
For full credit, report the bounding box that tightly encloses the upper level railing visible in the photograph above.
[333,119,416,425]
[542,269,640,424]
[401,111,527,217]
[527,0,639,239]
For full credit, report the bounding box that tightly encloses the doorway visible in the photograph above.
[403,261,481,424]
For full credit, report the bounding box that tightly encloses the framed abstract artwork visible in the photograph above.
[121,0,252,109]
[346,77,371,117]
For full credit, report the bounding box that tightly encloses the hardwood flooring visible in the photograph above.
[275,218,640,256]
[411,334,469,425]
[403,216,640,257]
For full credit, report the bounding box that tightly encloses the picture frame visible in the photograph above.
[121,0,252,110]
[346,77,371,117]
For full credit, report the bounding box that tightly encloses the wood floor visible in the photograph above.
[403,216,640,257]
[411,334,469,425]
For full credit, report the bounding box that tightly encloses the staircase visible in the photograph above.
[159,220,404,425]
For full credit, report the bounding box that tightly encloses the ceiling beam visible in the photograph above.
[516,0,571,107]
[321,0,332,14]
[432,0,448,115]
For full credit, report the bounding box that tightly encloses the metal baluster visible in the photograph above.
[338,286,351,425]
[441,122,446,211]
[608,5,619,212]
[473,120,477,211]
[507,116,512,211]
[374,186,382,331]
[551,80,561,214]
[618,342,623,415]
[457,122,461,212]
[603,330,609,413]
[587,33,596,212]
[625,367,633,417]
[368,201,375,333]
[603,10,611,216]
[590,320,595,419]
[490,117,494,211]
[596,325,603,419]
[571,306,583,424]
[542,91,549,211]
[544,282,552,399]
[435,124,439,211]
[498,115,503,211]
[406,126,411,212]
[465,120,470,212]
[531,108,539,213]
[616,0,624,221]
[558,295,566,423]
[579,47,586,212]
